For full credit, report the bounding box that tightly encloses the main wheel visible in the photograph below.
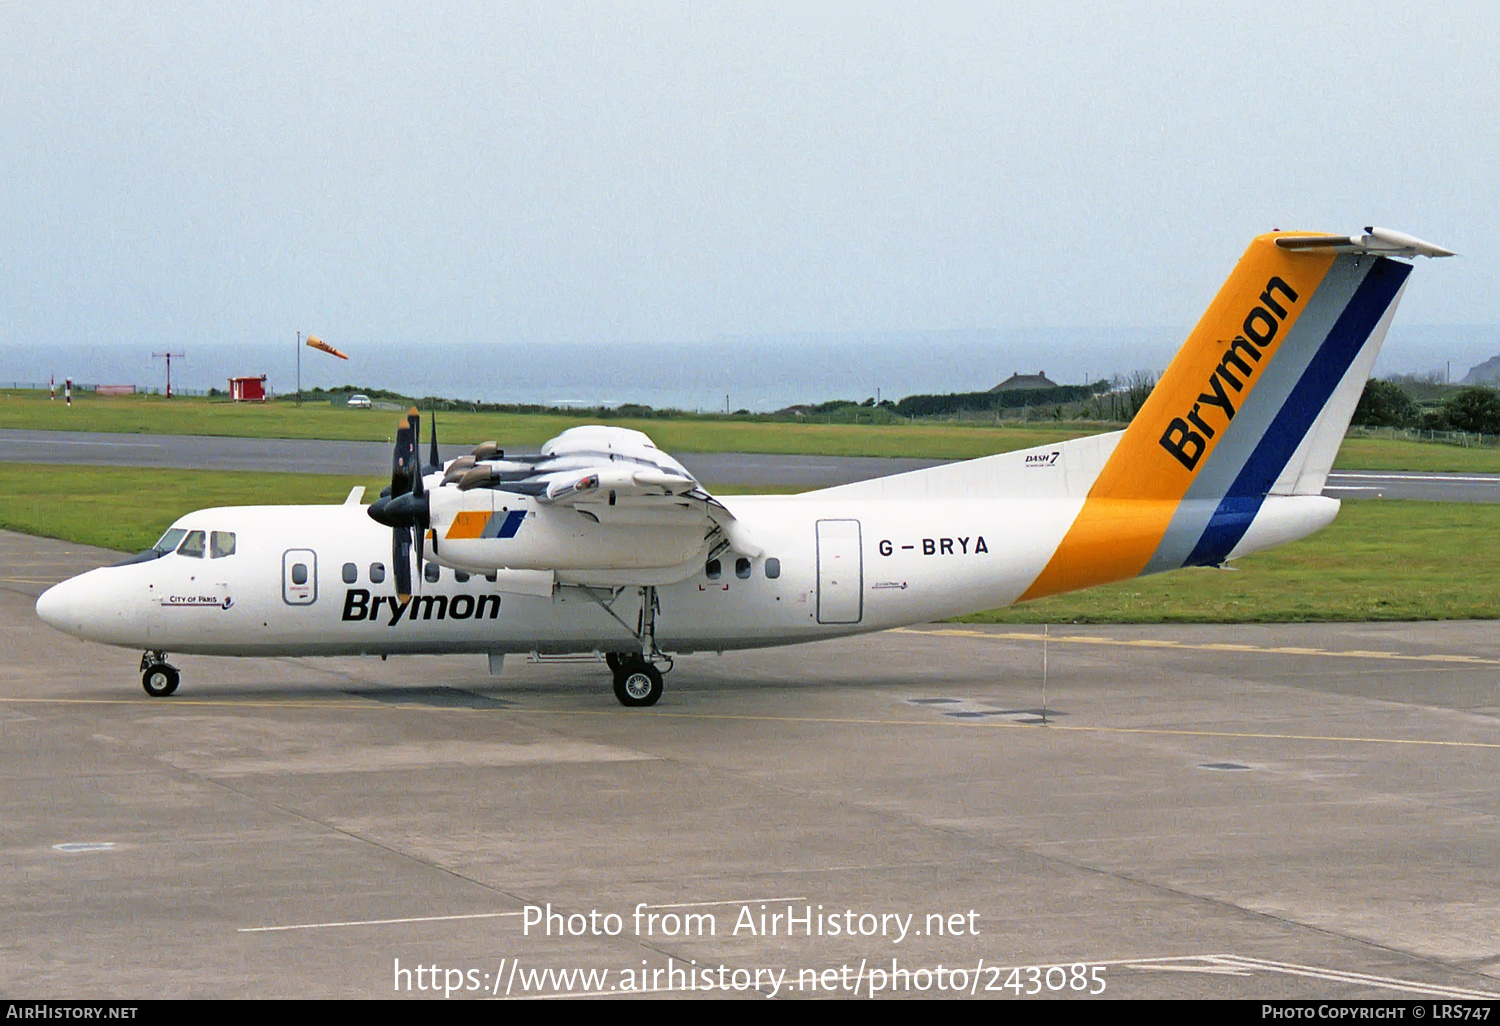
[612,661,663,707]
[604,652,628,672]
[141,663,180,698]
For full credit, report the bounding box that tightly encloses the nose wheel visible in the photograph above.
[140,652,180,697]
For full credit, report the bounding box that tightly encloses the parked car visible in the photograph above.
[347,394,371,408]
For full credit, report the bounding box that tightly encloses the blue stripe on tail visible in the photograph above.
[1183,256,1411,567]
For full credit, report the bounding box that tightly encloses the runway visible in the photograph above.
[5,428,1499,498]
[4,530,1498,999]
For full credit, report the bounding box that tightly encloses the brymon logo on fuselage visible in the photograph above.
[340,589,501,626]
[1158,276,1299,471]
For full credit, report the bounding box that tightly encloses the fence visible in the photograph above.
[1344,424,1500,448]
[2,382,212,397]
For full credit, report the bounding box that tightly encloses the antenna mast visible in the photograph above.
[151,352,185,398]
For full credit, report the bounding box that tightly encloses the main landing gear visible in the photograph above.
[598,585,672,708]
[609,657,664,708]
[139,651,180,697]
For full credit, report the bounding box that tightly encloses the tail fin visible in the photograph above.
[1020,228,1449,600]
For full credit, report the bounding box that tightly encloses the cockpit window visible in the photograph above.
[154,528,187,554]
[177,530,207,558]
[210,531,236,558]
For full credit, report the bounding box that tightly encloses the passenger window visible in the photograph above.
[705,559,721,580]
[485,572,497,583]
[764,557,781,579]
[342,562,358,584]
[177,530,206,558]
[210,531,236,558]
[455,570,470,583]
[370,563,386,584]
[736,557,751,579]
[291,563,308,585]
[424,563,440,583]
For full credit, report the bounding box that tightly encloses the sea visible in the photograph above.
[7,325,1496,411]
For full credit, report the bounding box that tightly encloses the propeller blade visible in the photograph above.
[381,407,432,598]
[390,415,414,500]
[427,411,441,471]
[410,470,427,589]
[393,526,412,601]
[406,408,422,497]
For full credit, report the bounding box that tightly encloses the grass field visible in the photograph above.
[0,465,387,553]
[963,498,1500,623]
[0,390,1106,459]
[6,389,1500,471]
[5,463,1495,623]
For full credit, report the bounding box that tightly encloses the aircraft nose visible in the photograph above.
[36,578,81,633]
[36,573,109,638]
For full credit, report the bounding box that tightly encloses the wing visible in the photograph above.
[423,426,758,585]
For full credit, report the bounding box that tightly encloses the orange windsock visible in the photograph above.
[305,335,349,360]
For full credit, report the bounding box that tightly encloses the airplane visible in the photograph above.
[35,227,1453,707]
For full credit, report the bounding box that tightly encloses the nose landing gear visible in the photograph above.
[140,651,180,697]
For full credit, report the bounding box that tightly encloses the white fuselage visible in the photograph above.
[36,492,1091,658]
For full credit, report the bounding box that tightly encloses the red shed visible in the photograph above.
[228,375,268,402]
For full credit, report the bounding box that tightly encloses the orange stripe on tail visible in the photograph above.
[1018,234,1335,600]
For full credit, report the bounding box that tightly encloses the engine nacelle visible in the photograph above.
[427,489,707,575]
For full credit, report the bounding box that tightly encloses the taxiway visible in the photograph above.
[3,530,1497,999]
[5,428,1498,498]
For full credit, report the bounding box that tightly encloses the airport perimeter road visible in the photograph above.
[4,530,1498,1000]
[8,428,1500,498]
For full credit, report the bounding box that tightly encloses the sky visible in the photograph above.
[2,2,1496,361]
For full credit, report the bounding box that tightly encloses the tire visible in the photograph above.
[604,652,627,672]
[142,663,179,698]
[612,662,663,707]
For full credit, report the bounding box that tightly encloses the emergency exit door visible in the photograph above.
[816,519,863,624]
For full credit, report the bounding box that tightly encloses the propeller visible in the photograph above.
[426,410,441,472]
[367,408,432,600]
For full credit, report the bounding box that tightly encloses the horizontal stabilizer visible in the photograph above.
[1275,226,1454,259]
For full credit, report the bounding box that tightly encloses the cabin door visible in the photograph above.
[816,519,863,624]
